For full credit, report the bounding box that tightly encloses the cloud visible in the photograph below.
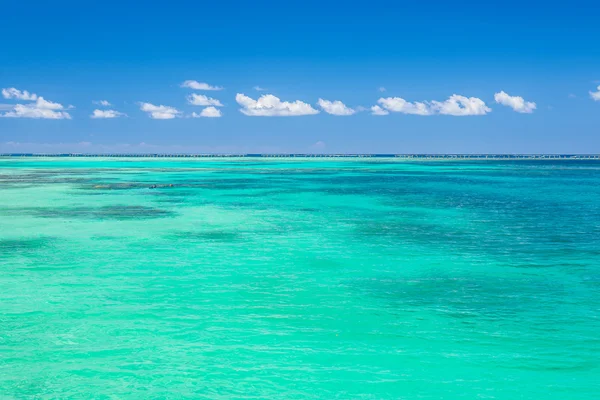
[378,87,386,92]
[433,95,491,116]
[494,91,536,113]
[187,93,223,107]
[93,100,112,106]
[375,94,491,116]
[139,102,181,119]
[377,97,433,115]
[371,105,389,116]
[317,98,356,116]
[180,80,223,91]
[2,87,38,101]
[236,93,319,116]
[0,96,71,119]
[34,97,66,110]
[311,140,326,151]
[192,106,222,118]
[590,85,600,101]
[90,109,126,119]
[253,86,267,91]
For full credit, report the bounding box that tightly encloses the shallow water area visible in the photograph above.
[1,157,599,399]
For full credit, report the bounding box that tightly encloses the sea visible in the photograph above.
[0,157,598,399]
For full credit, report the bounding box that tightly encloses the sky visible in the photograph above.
[1,0,599,154]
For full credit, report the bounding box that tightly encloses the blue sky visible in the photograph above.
[1,0,599,154]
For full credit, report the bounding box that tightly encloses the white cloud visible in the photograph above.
[1,104,71,119]
[590,85,600,101]
[2,87,38,101]
[253,86,267,91]
[90,109,126,119]
[375,94,491,116]
[139,102,181,119]
[317,98,356,116]
[494,91,536,113]
[187,93,223,107]
[93,100,112,106]
[311,140,326,151]
[371,105,389,116]
[0,96,71,119]
[378,97,433,115]
[192,107,222,118]
[236,93,319,116]
[35,97,65,110]
[180,80,223,91]
[433,95,491,116]
[378,87,386,92]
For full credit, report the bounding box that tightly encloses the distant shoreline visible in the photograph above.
[1,154,599,160]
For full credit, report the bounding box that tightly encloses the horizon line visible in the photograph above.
[1,153,599,159]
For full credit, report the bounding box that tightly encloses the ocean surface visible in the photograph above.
[0,157,598,399]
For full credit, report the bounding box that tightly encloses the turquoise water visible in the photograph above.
[0,157,598,399]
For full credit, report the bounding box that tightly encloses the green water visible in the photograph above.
[0,158,598,399]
